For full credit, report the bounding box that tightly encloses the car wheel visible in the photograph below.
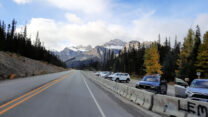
[126,79,130,83]
[115,78,120,82]
[160,84,167,94]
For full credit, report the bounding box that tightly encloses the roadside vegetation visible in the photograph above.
[0,19,66,68]
[102,26,208,82]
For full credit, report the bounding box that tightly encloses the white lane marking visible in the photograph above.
[83,76,106,117]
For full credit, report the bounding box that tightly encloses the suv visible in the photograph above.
[110,73,131,83]
[135,75,167,94]
[185,79,208,102]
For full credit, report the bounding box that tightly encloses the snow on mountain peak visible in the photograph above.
[68,45,92,52]
[103,39,126,50]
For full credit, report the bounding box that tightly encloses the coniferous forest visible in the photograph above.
[102,26,208,82]
[1,19,208,82]
[0,19,66,68]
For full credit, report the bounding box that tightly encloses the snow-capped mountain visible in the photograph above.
[124,40,140,51]
[103,39,126,50]
[53,39,130,68]
[122,41,153,52]
[65,46,107,68]
[53,47,83,62]
[68,45,92,52]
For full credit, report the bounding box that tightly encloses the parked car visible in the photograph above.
[174,78,188,98]
[95,71,101,76]
[99,71,110,77]
[104,72,114,79]
[185,79,208,102]
[110,73,131,83]
[135,74,167,94]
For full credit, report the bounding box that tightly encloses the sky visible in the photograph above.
[0,0,208,51]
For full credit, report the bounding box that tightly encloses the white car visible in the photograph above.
[95,72,101,76]
[99,71,110,77]
[174,78,188,98]
[110,73,130,83]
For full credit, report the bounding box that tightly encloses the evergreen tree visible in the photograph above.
[158,34,161,45]
[0,19,66,68]
[23,26,27,38]
[158,37,171,65]
[196,31,208,77]
[178,29,194,79]
[189,25,201,79]
[35,31,41,47]
[137,46,145,75]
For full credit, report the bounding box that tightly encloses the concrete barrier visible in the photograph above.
[185,99,208,117]
[117,84,124,95]
[152,94,186,117]
[89,73,208,117]
[115,83,120,94]
[129,88,154,110]
[126,87,134,99]
[129,88,137,102]
[152,94,208,117]
[124,86,130,98]
[121,85,128,97]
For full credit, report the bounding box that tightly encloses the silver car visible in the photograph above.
[185,79,208,102]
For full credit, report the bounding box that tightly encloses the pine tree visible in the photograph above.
[189,25,201,79]
[0,20,66,68]
[35,31,41,47]
[144,43,162,75]
[23,26,27,38]
[195,31,208,77]
[178,29,194,79]
[158,34,161,45]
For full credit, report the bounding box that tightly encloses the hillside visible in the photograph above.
[0,51,65,80]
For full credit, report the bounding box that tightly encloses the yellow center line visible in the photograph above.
[0,73,69,115]
[0,76,63,109]
[0,81,52,109]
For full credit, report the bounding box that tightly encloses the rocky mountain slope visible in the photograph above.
[53,39,126,68]
[0,51,65,80]
[103,39,126,49]
[53,39,152,68]
[122,41,153,51]
[53,48,84,62]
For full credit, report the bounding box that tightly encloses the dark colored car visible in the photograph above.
[135,75,167,94]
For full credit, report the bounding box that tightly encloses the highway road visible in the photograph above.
[0,70,159,117]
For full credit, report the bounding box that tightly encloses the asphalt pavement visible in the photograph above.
[0,70,158,117]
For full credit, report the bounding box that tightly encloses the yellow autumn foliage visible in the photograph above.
[144,44,163,75]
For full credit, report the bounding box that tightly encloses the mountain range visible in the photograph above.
[53,39,152,68]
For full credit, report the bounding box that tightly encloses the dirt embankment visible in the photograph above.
[0,51,65,80]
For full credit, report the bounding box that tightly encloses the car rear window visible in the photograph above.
[142,76,159,82]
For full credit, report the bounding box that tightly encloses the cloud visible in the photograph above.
[193,14,208,35]
[132,16,192,44]
[18,12,208,51]
[65,13,83,24]
[13,0,31,4]
[46,0,110,14]
[130,14,208,46]
[20,18,127,51]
